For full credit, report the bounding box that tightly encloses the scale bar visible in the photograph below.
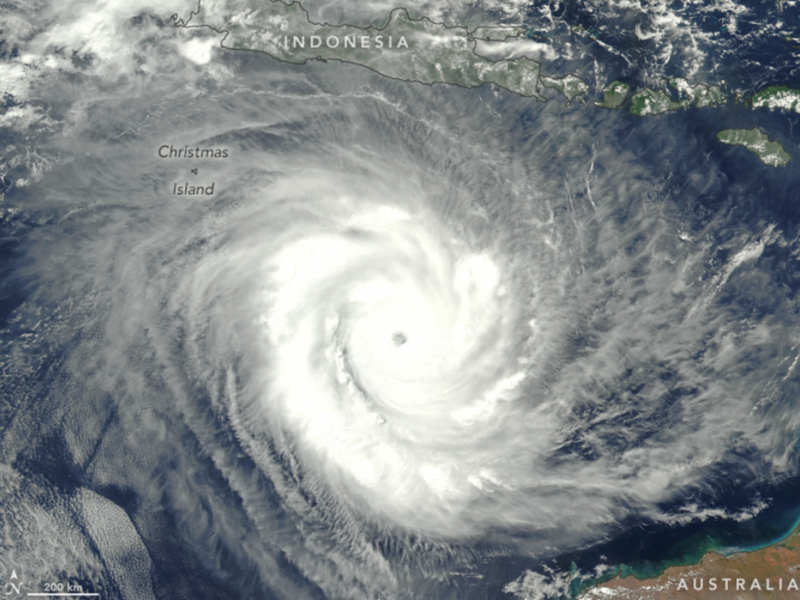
[27,594,100,597]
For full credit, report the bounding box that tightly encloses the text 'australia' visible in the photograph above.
[283,35,409,50]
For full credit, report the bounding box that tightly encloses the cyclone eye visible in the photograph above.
[391,332,408,346]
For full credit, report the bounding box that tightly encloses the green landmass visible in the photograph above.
[630,87,690,115]
[627,79,726,115]
[717,127,791,167]
[669,77,695,98]
[750,85,800,113]
[540,74,589,103]
[185,0,545,99]
[670,78,726,108]
[594,81,630,109]
[692,83,726,108]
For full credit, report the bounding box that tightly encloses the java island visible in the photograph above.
[178,0,551,99]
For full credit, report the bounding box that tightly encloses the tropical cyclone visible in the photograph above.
[179,0,547,99]
[255,199,530,536]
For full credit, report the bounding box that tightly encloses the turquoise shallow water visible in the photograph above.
[563,480,800,598]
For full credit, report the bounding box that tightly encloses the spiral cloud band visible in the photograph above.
[3,24,800,596]
[146,102,799,554]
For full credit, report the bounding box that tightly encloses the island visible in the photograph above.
[670,78,726,109]
[629,87,691,115]
[750,86,800,114]
[628,79,726,116]
[540,74,590,104]
[717,128,791,167]
[594,81,630,109]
